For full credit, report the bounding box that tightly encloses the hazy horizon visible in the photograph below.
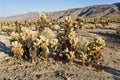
[0,0,119,17]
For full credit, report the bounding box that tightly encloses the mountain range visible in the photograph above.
[0,2,120,21]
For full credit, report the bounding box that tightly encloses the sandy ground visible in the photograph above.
[0,23,120,80]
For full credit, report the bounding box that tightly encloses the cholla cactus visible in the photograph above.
[62,48,75,64]
[20,30,35,54]
[75,17,85,30]
[40,42,50,62]
[40,38,49,48]
[86,37,105,66]
[76,37,105,66]
[21,30,35,41]
[50,38,59,51]
[69,37,79,51]
[63,16,73,34]
[38,13,48,35]
[87,37,105,54]
[33,38,42,48]
[66,30,78,51]
[11,41,24,60]
[64,16,73,26]
[10,32,20,41]
[34,35,49,62]
[68,31,76,39]
[33,35,47,48]
[11,30,36,61]
[80,52,87,66]
[39,13,47,22]
[1,26,9,32]
[66,51,75,64]
[39,35,46,40]
[57,33,66,44]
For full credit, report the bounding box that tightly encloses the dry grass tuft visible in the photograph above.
[41,27,56,39]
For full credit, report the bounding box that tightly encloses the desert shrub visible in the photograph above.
[41,27,56,39]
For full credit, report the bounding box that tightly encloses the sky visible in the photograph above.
[0,0,119,17]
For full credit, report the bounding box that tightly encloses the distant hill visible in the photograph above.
[0,2,120,21]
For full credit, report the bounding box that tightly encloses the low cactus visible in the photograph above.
[39,13,47,22]
[69,37,79,51]
[80,52,87,66]
[76,37,105,66]
[68,31,76,39]
[63,16,73,34]
[34,35,49,61]
[86,37,105,66]
[11,41,24,60]
[62,48,75,64]
[40,43,50,62]
[50,38,59,52]
[10,32,20,41]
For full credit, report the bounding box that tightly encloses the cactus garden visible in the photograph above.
[0,13,120,79]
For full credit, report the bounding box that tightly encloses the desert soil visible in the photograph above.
[0,23,120,80]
